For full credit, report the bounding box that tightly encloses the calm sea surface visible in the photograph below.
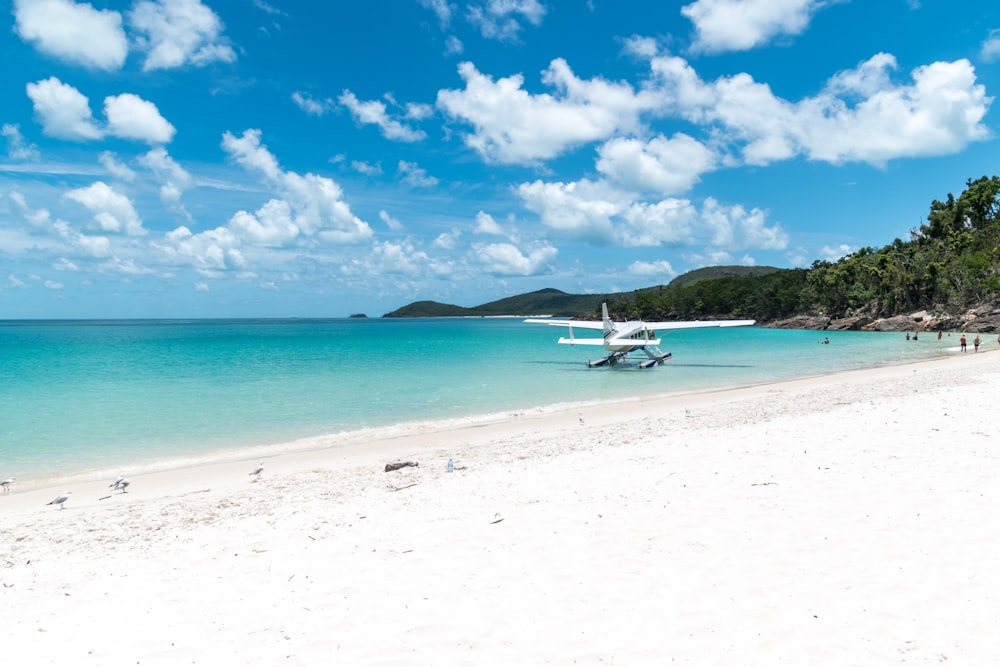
[0,318,963,484]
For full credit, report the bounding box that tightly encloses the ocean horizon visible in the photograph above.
[0,317,967,488]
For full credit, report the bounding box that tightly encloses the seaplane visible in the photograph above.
[525,303,755,368]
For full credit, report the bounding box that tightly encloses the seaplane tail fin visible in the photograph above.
[602,303,615,339]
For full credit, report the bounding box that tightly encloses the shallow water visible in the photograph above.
[0,318,961,481]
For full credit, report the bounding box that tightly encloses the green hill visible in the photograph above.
[383,288,610,318]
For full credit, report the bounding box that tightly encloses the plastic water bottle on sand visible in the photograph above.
[447,458,454,473]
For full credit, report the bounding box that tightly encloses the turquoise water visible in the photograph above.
[0,318,960,483]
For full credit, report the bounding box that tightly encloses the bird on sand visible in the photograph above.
[47,491,72,509]
[1,477,13,493]
[112,478,130,493]
[249,461,264,480]
[109,475,125,489]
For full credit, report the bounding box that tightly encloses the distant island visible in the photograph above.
[349,313,368,318]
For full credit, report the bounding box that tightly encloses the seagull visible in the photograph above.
[112,478,130,493]
[47,491,72,509]
[109,475,125,489]
[1,477,13,493]
[249,461,264,481]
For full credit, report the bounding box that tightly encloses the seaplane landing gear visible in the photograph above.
[638,350,672,369]
[588,351,629,367]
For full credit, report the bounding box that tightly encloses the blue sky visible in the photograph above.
[1,0,998,318]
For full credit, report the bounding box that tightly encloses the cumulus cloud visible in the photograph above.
[228,199,300,246]
[64,181,146,235]
[517,178,619,243]
[629,259,677,277]
[128,0,237,71]
[26,78,176,144]
[619,199,699,247]
[473,211,506,236]
[596,134,716,195]
[517,172,785,255]
[158,225,245,272]
[14,0,128,71]
[643,48,992,166]
[682,0,825,53]
[221,128,373,244]
[472,241,557,276]
[338,91,427,142]
[437,59,657,164]
[104,94,176,144]
[701,197,787,251]
[26,77,102,141]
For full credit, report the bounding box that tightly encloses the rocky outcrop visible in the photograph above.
[767,315,831,330]
[765,305,1000,333]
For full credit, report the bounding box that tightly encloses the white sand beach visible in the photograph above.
[3,350,1000,665]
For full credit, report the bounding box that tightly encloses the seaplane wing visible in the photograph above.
[523,318,604,330]
[525,303,754,368]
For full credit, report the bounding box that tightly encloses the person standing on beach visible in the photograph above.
[974,335,981,352]
[960,334,967,352]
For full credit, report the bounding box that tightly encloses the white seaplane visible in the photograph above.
[526,303,755,368]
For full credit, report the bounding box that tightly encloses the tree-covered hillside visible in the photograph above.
[608,176,1000,326]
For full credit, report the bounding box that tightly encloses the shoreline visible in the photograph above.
[2,347,982,505]
[4,349,999,664]
[2,348,992,513]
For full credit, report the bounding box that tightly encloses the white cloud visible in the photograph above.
[104,94,176,144]
[26,78,177,145]
[596,134,716,194]
[620,198,699,247]
[229,199,300,246]
[432,229,461,250]
[397,160,439,188]
[379,210,404,231]
[26,77,102,141]
[2,124,40,160]
[981,29,1000,63]
[158,225,245,271]
[820,243,854,262]
[64,181,146,235]
[137,147,192,210]
[644,49,992,166]
[437,59,657,165]
[682,0,825,53]
[14,0,127,71]
[221,128,373,244]
[701,197,787,251]
[351,160,383,176]
[419,0,453,28]
[473,211,506,235]
[629,259,677,277]
[472,242,556,276]
[338,91,427,142]
[129,0,236,71]
[517,178,620,243]
[466,0,546,42]
[100,151,137,181]
[52,220,112,258]
[292,91,334,116]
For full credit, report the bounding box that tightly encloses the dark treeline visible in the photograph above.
[607,176,1000,323]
